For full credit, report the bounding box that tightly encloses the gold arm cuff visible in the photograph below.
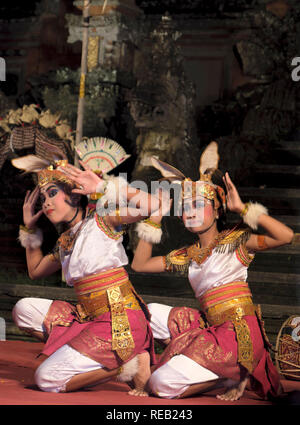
[291,233,300,245]
[115,207,122,225]
[90,192,104,200]
[143,218,162,229]
[19,225,37,234]
[48,253,60,263]
[240,203,250,217]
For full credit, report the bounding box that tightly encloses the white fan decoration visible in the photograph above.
[76,137,130,174]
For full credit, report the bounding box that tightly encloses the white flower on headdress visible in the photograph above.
[39,110,61,128]
[20,104,39,124]
[7,108,22,125]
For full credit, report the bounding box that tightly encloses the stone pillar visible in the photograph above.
[63,0,143,141]
[67,0,142,73]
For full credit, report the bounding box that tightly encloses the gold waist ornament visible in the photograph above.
[205,297,255,326]
[76,280,140,319]
[201,284,256,374]
[74,269,138,361]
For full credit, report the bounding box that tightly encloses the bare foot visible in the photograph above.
[128,388,149,397]
[127,379,149,396]
[216,377,249,401]
[127,352,151,397]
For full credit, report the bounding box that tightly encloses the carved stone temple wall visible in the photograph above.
[1,0,300,257]
[2,1,299,182]
[61,0,256,178]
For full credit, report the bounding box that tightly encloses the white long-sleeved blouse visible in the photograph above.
[57,213,128,286]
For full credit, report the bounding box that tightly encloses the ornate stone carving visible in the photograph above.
[128,14,199,180]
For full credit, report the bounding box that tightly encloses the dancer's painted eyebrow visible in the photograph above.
[41,185,58,195]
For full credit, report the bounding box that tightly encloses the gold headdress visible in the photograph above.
[11,140,78,189]
[12,137,130,191]
[151,141,226,211]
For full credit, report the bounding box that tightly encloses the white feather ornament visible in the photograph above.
[76,137,130,174]
[11,155,51,173]
[150,156,186,183]
[199,141,219,175]
[18,228,43,249]
[242,202,268,230]
[135,221,163,244]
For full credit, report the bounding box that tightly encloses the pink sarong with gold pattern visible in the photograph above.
[41,267,156,369]
[155,281,282,400]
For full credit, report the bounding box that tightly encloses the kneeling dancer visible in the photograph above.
[132,142,294,401]
[12,139,159,395]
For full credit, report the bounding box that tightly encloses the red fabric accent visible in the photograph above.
[75,267,127,285]
[43,300,76,337]
[168,306,205,339]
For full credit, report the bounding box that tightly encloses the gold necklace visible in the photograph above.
[186,230,227,265]
[57,208,89,253]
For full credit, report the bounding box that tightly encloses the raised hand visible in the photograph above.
[58,161,105,195]
[23,186,43,229]
[222,172,245,214]
[150,189,173,224]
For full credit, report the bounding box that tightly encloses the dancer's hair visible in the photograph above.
[203,168,227,231]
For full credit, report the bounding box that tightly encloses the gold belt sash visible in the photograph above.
[73,267,139,361]
[199,282,256,373]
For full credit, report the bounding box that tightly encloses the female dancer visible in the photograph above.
[131,142,294,401]
[12,139,160,396]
